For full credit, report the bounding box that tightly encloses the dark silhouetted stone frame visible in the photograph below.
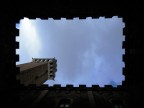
[1,1,143,107]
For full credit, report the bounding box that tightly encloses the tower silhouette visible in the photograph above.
[16,58,57,86]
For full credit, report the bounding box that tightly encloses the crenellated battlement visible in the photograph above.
[22,84,123,92]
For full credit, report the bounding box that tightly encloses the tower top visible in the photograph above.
[32,57,57,63]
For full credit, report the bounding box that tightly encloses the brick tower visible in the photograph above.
[16,58,57,86]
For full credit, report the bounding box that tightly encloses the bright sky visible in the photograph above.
[16,16,125,87]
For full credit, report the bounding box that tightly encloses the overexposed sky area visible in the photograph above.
[16,16,125,87]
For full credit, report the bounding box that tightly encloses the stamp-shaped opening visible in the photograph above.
[16,16,125,87]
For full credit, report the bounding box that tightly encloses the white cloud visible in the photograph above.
[16,18,42,64]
